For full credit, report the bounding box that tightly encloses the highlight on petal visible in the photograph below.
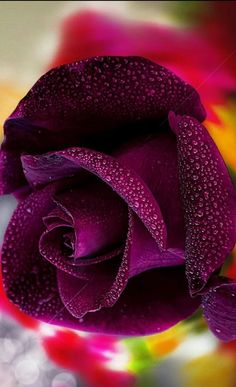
[22,147,167,250]
[169,112,236,295]
[1,56,206,194]
[202,278,236,341]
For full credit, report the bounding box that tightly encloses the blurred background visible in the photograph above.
[0,1,236,386]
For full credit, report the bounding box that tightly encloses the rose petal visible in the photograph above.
[56,266,200,335]
[39,226,123,279]
[1,184,64,320]
[169,113,236,295]
[57,211,133,317]
[2,56,206,194]
[22,147,167,250]
[54,180,127,258]
[116,130,185,249]
[202,277,236,341]
[43,206,72,231]
[129,212,184,278]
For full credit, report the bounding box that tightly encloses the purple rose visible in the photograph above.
[1,57,236,339]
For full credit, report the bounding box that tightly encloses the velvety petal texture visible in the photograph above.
[55,266,200,336]
[128,212,184,278]
[22,147,167,249]
[169,112,236,295]
[202,278,236,341]
[1,56,206,194]
[1,185,64,320]
[54,180,127,258]
[116,131,185,249]
[57,212,133,318]
[1,55,235,339]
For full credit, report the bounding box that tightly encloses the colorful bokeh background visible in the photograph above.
[0,1,236,386]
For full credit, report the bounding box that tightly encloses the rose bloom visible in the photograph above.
[0,56,236,340]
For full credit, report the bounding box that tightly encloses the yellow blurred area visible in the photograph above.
[146,324,186,357]
[182,352,236,387]
[206,104,236,172]
[0,83,24,138]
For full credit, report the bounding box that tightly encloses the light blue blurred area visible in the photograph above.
[0,195,17,244]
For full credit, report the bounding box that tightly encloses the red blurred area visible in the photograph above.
[42,330,135,387]
[201,1,236,77]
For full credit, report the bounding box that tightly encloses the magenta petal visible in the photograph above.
[22,147,167,249]
[57,212,133,317]
[116,131,185,249]
[129,212,184,278]
[56,266,200,335]
[169,113,236,295]
[1,184,64,320]
[43,207,72,231]
[55,180,127,258]
[1,56,205,194]
[7,57,206,132]
[202,278,236,341]
[40,227,123,279]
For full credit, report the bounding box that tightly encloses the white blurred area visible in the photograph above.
[0,1,179,87]
[0,312,80,387]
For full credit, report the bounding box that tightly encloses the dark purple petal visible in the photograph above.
[22,147,167,250]
[55,266,200,335]
[0,149,28,196]
[202,277,236,341]
[57,212,133,317]
[9,57,206,131]
[1,184,64,320]
[128,212,184,278]
[56,209,184,320]
[116,131,185,249]
[169,113,236,295]
[40,226,123,276]
[1,56,206,194]
[43,207,72,231]
[54,180,127,258]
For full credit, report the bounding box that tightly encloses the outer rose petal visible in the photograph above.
[50,9,234,118]
[0,269,39,329]
[202,278,236,341]
[169,113,236,295]
[22,147,167,249]
[55,266,200,336]
[1,184,64,320]
[1,56,205,194]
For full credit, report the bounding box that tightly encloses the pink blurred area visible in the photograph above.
[49,7,236,124]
